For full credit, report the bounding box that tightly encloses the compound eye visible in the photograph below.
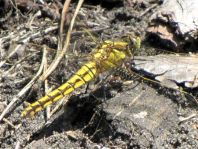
[129,37,136,45]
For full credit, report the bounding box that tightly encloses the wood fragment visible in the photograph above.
[2,118,18,129]
[150,0,198,38]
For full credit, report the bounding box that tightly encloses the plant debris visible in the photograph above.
[0,0,198,148]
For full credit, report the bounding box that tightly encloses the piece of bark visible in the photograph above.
[147,0,198,49]
[151,0,198,37]
[147,24,178,49]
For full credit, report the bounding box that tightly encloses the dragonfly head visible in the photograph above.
[122,33,141,56]
[128,34,141,50]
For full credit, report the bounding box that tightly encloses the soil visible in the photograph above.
[0,0,198,148]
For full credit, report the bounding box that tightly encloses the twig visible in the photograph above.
[3,118,18,129]
[60,0,72,47]
[90,116,103,140]
[138,4,158,18]
[0,48,46,122]
[49,0,72,81]
[27,11,42,31]
[179,113,197,123]
[43,46,51,120]
[40,0,85,81]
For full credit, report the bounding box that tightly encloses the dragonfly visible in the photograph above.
[21,34,141,117]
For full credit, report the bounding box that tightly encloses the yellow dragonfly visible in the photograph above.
[21,34,141,117]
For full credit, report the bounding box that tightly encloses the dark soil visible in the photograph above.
[0,0,198,148]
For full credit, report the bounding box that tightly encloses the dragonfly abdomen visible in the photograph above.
[21,62,97,117]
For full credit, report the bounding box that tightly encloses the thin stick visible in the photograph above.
[3,118,18,129]
[43,46,51,120]
[40,0,85,81]
[139,4,158,18]
[55,0,72,76]
[60,0,72,46]
[179,113,197,123]
[0,48,46,122]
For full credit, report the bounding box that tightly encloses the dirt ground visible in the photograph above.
[0,0,198,148]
